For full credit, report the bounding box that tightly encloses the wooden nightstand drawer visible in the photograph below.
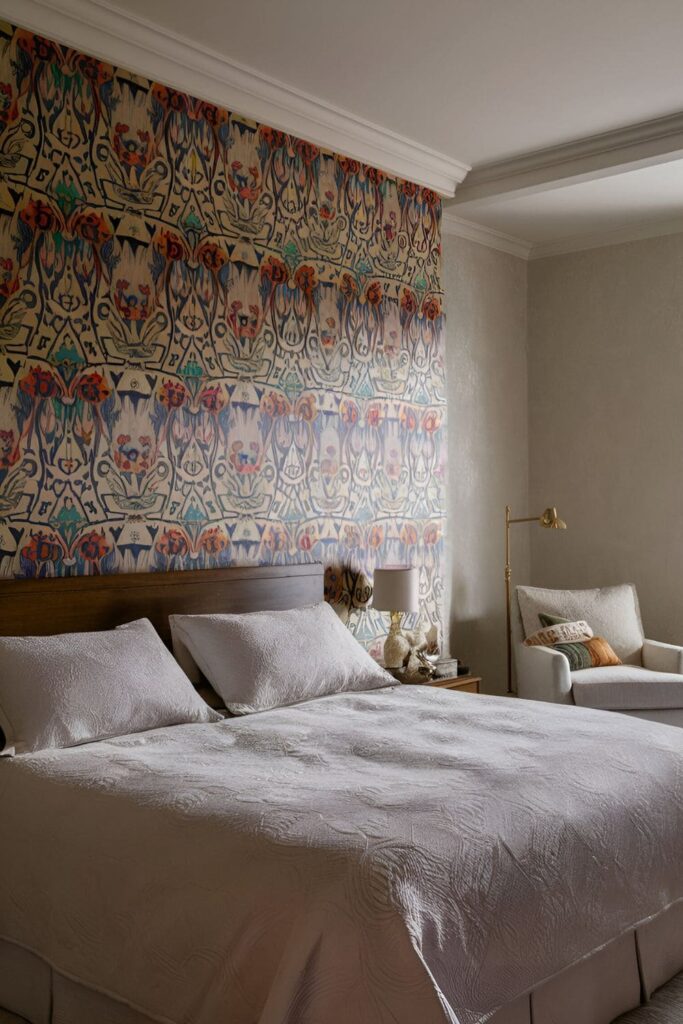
[423,675,481,693]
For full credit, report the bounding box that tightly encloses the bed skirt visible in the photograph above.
[1,901,681,1024]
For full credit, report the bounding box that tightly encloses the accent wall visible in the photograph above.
[0,23,445,645]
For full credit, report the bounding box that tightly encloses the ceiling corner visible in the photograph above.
[442,213,532,260]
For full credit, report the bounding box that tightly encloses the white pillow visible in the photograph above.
[524,620,593,647]
[0,618,220,756]
[169,603,394,714]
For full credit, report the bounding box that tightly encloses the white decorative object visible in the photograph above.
[424,624,440,655]
[372,566,420,669]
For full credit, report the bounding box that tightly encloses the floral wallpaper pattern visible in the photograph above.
[0,22,445,643]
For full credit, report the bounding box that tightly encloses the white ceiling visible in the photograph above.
[90,0,683,168]
[11,0,683,251]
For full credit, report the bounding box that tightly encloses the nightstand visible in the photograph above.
[421,674,481,694]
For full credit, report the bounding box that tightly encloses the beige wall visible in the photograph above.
[528,232,683,643]
[443,234,529,694]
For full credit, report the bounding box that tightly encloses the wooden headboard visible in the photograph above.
[0,564,324,643]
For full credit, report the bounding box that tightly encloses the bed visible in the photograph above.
[0,564,680,1024]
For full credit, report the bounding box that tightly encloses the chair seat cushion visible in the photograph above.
[571,666,683,710]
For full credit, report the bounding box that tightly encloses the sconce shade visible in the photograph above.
[540,507,567,529]
[372,566,419,613]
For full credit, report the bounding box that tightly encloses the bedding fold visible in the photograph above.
[0,687,680,1024]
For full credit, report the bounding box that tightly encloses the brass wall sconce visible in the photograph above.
[505,505,567,694]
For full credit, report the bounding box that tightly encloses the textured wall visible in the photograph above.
[0,24,445,645]
[528,233,683,643]
[443,234,528,693]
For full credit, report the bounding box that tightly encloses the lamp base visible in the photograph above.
[383,611,411,669]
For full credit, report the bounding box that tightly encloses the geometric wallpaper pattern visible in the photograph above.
[0,23,445,645]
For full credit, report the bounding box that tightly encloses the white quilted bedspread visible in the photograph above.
[0,686,680,1024]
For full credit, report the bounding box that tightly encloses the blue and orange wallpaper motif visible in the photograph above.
[0,22,445,641]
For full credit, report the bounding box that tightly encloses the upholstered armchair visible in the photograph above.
[513,584,683,727]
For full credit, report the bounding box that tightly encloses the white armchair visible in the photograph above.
[513,584,683,727]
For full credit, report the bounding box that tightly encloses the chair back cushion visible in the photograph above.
[516,584,644,665]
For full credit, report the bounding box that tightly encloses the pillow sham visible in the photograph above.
[524,620,593,647]
[170,603,394,715]
[0,618,220,756]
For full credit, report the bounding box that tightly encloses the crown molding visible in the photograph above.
[441,213,532,259]
[0,0,469,196]
[529,217,683,260]
[443,210,683,261]
[453,110,683,207]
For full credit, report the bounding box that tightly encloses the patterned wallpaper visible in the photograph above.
[0,23,445,644]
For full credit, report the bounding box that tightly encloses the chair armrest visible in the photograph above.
[642,638,683,674]
[515,644,573,703]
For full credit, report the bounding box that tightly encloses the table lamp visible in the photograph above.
[372,566,419,669]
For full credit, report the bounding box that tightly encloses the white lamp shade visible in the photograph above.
[372,566,419,613]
